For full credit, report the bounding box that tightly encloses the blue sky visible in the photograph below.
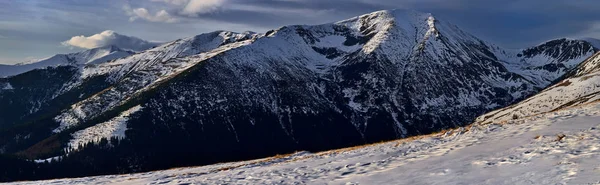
[1,0,599,64]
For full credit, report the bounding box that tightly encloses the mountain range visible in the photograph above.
[1,9,599,181]
[0,45,137,78]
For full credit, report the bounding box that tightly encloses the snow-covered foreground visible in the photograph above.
[9,103,600,185]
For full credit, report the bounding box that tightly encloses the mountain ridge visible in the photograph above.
[0,9,599,182]
[41,9,598,153]
[476,51,600,125]
[0,45,135,78]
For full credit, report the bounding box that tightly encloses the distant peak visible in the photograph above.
[62,30,158,52]
[336,9,434,25]
[581,37,600,50]
[94,45,122,52]
[75,45,131,56]
[519,38,585,53]
[518,38,597,60]
[534,38,594,47]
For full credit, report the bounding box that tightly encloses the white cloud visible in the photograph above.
[150,0,188,6]
[148,0,226,16]
[124,5,178,23]
[123,0,225,23]
[181,0,226,16]
[62,30,157,51]
[0,34,7,39]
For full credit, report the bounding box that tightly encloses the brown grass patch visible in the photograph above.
[555,80,572,87]
[16,135,61,159]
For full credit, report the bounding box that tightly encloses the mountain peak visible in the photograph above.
[581,37,600,49]
[87,45,126,53]
[518,38,597,61]
[4,8,600,182]
[62,30,159,52]
[0,45,136,77]
[336,9,435,29]
[362,9,434,20]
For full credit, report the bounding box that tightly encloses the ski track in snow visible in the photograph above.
[10,103,600,185]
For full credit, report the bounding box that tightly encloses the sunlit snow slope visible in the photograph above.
[477,52,600,125]
[1,9,600,182]
[13,95,600,185]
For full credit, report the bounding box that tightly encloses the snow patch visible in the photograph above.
[34,156,62,164]
[343,88,367,112]
[67,105,142,151]
[2,83,14,90]
[18,102,600,185]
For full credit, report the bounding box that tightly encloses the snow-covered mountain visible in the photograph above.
[15,101,600,185]
[583,37,600,49]
[0,9,599,181]
[49,10,599,138]
[476,52,600,125]
[0,45,135,77]
[498,38,597,87]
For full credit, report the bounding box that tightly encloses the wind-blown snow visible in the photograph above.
[16,101,600,184]
[66,105,142,151]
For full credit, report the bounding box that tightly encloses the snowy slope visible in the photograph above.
[2,9,600,182]
[477,52,600,125]
[497,38,597,87]
[50,10,598,136]
[67,105,142,151]
[53,31,258,133]
[12,100,600,184]
[0,46,134,78]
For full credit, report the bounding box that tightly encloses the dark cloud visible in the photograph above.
[188,0,386,26]
[174,0,600,48]
[1,0,600,64]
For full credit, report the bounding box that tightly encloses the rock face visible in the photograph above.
[0,9,598,178]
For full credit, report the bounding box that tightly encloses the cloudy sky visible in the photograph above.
[0,0,599,64]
